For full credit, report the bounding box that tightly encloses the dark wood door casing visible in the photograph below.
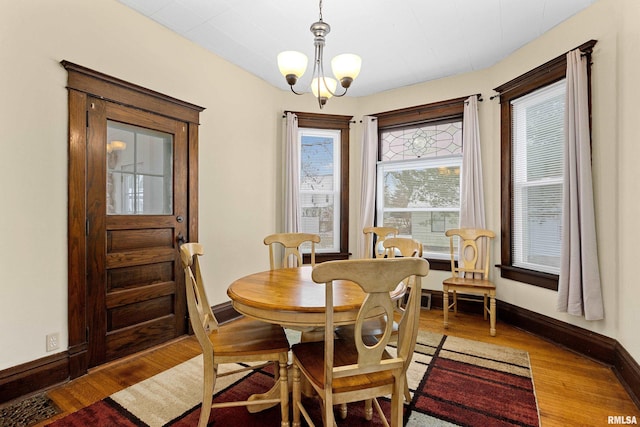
[63,61,204,377]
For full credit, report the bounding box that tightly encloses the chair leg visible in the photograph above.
[453,291,458,314]
[364,399,373,420]
[483,294,488,320]
[390,377,403,427]
[489,295,496,337]
[339,403,348,419]
[279,356,290,427]
[443,290,449,329]
[403,379,411,403]
[292,364,301,427]
[198,357,215,427]
[324,396,334,427]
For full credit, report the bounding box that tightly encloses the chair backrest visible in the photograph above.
[180,243,217,357]
[383,237,424,293]
[312,258,429,390]
[383,237,423,259]
[264,233,321,269]
[363,226,399,258]
[445,228,495,279]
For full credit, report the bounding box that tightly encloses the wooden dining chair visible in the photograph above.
[382,237,423,259]
[383,236,425,308]
[382,236,424,402]
[291,257,429,427]
[180,243,291,427]
[442,228,497,336]
[362,226,398,258]
[264,232,321,269]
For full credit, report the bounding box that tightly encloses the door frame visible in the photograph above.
[63,61,204,378]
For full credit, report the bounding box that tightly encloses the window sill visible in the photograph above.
[496,264,558,291]
[425,257,451,272]
[305,252,351,264]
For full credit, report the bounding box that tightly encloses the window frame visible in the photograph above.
[374,96,469,271]
[494,40,596,290]
[298,127,342,253]
[293,111,352,263]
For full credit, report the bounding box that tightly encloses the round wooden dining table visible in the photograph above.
[227,265,406,412]
[227,265,406,332]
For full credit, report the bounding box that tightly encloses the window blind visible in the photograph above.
[511,79,565,274]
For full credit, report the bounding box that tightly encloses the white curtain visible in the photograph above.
[284,112,300,233]
[459,95,486,274]
[357,116,378,258]
[460,94,486,230]
[557,50,604,320]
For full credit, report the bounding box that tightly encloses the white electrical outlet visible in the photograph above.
[46,333,60,352]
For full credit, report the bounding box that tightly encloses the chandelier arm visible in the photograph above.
[317,53,348,98]
[289,85,305,96]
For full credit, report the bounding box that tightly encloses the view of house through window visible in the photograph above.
[377,120,463,259]
[299,128,341,253]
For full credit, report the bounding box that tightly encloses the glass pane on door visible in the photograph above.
[106,121,173,215]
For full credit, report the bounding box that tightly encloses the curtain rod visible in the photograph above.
[283,93,484,122]
[360,93,483,122]
[281,111,355,123]
[491,39,597,100]
[465,93,483,103]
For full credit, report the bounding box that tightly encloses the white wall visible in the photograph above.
[0,0,286,369]
[351,0,639,362]
[616,0,640,361]
[1,0,638,371]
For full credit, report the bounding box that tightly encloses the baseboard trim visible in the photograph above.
[0,352,69,404]
[433,293,639,408]
[614,339,640,408]
[1,298,638,408]
[212,301,239,324]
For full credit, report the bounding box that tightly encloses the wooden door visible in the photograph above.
[86,98,189,366]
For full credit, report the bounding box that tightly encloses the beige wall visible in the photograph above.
[1,0,638,371]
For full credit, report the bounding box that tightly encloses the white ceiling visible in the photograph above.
[117,0,596,97]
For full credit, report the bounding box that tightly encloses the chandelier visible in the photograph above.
[277,0,362,109]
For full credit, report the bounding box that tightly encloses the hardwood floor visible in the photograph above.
[39,310,638,426]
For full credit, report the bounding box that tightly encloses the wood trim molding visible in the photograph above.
[429,293,639,407]
[498,300,617,363]
[373,96,468,128]
[2,299,638,408]
[291,111,353,260]
[615,343,640,408]
[211,302,240,325]
[0,353,69,403]
[61,61,204,123]
[63,61,203,378]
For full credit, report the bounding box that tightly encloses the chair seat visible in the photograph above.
[443,276,496,291]
[292,340,394,394]
[211,316,290,357]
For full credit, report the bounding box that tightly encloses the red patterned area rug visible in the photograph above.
[46,332,539,427]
